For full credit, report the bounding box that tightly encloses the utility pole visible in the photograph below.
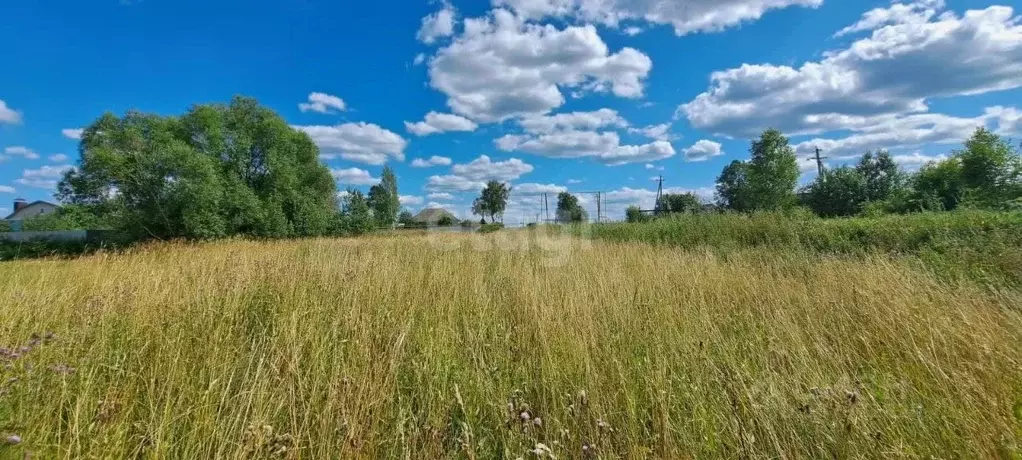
[542,193,549,223]
[596,191,602,223]
[653,175,665,215]
[814,147,828,178]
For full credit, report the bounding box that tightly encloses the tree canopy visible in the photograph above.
[746,129,800,211]
[58,96,337,240]
[472,181,510,223]
[368,166,400,228]
[555,192,588,223]
[716,160,752,212]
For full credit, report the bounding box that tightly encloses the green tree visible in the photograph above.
[472,181,510,223]
[555,192,588,223]
[398,210,415,227]
[954,128,1021,207]
[660,193,702,214]
[338,188,375,235]
[715,160,752,211]
[58,96,337,240]
[856,150,904,202]
[802,167,868,217]
[625,205,647,223]
[913,158,964,211]
[437,214,455,226]
[746,129,799,211]
[368,166,400,228]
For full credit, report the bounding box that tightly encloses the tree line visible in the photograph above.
[627,127,1021,222]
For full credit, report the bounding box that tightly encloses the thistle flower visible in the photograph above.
[3,434,21,445]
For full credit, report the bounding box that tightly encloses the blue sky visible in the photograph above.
[2,0,1021,222]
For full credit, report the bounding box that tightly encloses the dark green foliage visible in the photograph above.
[437,215,455,226]
[802,167,868,217]
[19,205,109,231]
[715,130,799,212]
[398,210,415,227]
[955,128,1022,208]
[625,206,647,223]
[460,219,476,228]
[478,222,504,233]
[716,160,752,212]
[555,192,588,223]
[856,150,904,202]
[368,166,400,228]
[57,96,337,240]
[336,188,375,235]
[472,181,511,223]
[747,129,800,211]
[913,158,965,211]
[660,193,703,214]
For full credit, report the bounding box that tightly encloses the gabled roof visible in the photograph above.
[412,207,457,224]
[4,201,60,220]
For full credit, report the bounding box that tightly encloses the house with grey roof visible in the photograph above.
[4,198,61,221]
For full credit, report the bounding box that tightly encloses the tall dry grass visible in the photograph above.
[1,232,1022,458]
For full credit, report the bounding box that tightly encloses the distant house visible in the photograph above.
[4,198,61,221]
[412,208,457,226]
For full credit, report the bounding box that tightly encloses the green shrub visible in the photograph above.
[478,223,504,233]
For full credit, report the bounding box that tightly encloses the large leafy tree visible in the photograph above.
[856,150,904,202]
[913,158,965,211]
[660,193,702,214]
[472,181,510,223]
[338,188,375,235]
[58,96,337,239]
[801,167,868,217]
[368,166,400,227]
[555,192,588,223]
[954,128,1021,207]
[746,129,799,211]
[715,160,752,212]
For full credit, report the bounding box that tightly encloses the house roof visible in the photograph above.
[412,208,457,224]
[4,201,60,221]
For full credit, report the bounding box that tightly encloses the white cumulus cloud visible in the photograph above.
[418,2,457,44]
[428,8,651,122]
[62,128,84,140]
[405,112,478,136]
[400,195,425,206]
[0,99,21,125]
[15,164,73,190]
[330,167,381,186]
[411,155,454,168]
[496,130,675,165]
[682,140,723,162]
[297,122,407,165]
[494,0,822,36]
[1,146,40,161]
[299,92,347,114]
[680,2,1022,137]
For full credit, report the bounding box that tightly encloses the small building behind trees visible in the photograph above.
[412,208,458,226]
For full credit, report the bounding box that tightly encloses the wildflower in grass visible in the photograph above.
[533,417,542,427]
[3,434,21,445]
[531,442,553,457]
[520,411,531,422]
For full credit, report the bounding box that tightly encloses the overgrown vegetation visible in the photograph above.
[57,96,338,240]
[587,210,1022,286]
[2,235,1021,458]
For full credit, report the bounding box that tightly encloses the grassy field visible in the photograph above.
[2,231,1022,458]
